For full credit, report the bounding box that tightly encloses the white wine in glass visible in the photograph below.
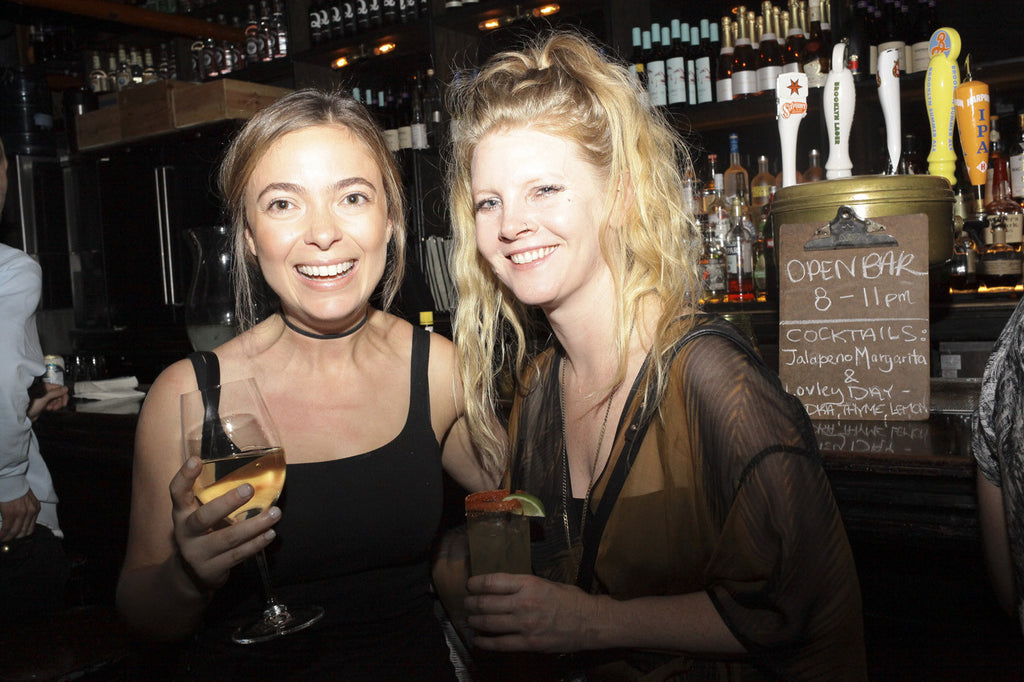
[181,377,324,644]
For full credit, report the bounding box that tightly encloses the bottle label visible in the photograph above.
[981,256,1022,277]
[411,123,427,149]
[646,61,667,106]
[803,60,826,88]
[398,125,413,149]
[695,56,713,103]
[686,59,697,104]
[703,260,726,292]
[731,70,757,98]
[716,77,733,102]
[1010,153,1024,199]
[666,57,687,104]
[756,65,781,93]
[911,41,930,74]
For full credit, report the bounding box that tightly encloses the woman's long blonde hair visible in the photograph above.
[447,30,702,465]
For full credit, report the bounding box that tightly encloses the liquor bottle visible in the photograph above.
[382,0,398,25]
[731,14,759,99]
[716,16,735,102]
[752,206,771,302]
[803,148,825,182]
[909,0,935,74]
[378,90,400,152]
[343,0,358,35]
[356,0,370,32]
[722,133,750,204]
[705,153,723,194]
[987,116,1004,206]
[368,0,383,28]
[726,195,756,302]
[666,20,687,108]
[699,215,727,303]
[845,0,871,81]
[258,0,277,61]
[979,224,1022,289]
[949,192,978,291]
[142,48,160,83]
[325,0,342,38]
[695,19,715,104]
[756,2,783,95]
[629,26,646,87]
[984,155,1024,245]
[410,73,428,150]
[782,3,806,74]
[247,4,264,59]
[396,89,413,151]
[802,0,829,87]
[1008,113,1024,207]
[88,52,109,93]
[750,154,775,208]
[687,24,700,106]
[898,134,926,175]
[877,0,906,74]
[308,0,325,44]
[423,67,444,148]
[646,24,667,108]
[272,0,289,58]
[401,0,418,24]
[114,44,132,91]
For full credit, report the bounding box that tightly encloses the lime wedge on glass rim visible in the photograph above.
[502,492,546,517]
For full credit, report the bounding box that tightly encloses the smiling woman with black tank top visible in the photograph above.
[116,89,499,679]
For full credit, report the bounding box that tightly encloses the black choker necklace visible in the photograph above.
[281,311,369,340]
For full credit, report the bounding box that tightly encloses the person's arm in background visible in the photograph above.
[0,248,47,543]
[977,472,1016,618]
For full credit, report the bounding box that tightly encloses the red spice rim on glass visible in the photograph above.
[465,489,522,513]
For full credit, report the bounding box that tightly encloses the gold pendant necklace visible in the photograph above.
[559,356,618,580]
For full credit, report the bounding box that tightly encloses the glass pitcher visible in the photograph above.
[185,225,237,351]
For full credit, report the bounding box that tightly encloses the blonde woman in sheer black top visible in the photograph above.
[445,31,867,680]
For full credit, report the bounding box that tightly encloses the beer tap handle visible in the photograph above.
[825,41,855,179]
[776,72,809,189]
[953,55,991,214]
[925,28,961,185]
[877,48,902,175]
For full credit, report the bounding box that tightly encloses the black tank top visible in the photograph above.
[189,326,455,680]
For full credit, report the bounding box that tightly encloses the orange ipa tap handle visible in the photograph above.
[954,73,991,190]
[925,27,961,185]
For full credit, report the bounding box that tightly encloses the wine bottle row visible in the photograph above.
[308,0,429,46]
[633,0,941,110]
[351,68,444,152]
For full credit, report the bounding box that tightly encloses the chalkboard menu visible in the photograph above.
[777,211,931,421]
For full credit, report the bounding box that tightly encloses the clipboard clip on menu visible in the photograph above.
[803,205,899,251]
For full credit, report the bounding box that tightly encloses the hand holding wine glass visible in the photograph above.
[179,377,323,644]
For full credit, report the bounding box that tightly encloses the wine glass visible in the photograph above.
[180,377,324,644]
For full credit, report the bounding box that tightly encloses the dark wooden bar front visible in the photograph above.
[32,402,1023,679]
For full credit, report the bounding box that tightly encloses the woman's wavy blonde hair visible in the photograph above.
[219,88,406,331]
[447,30,702,465]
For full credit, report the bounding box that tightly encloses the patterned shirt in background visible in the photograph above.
[973,296,1024,636]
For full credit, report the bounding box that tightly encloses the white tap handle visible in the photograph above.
[877,48,902,174]
[776,72,809,188]
[825,42,856,179]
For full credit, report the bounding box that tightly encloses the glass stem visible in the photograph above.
[255,548,283,609]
